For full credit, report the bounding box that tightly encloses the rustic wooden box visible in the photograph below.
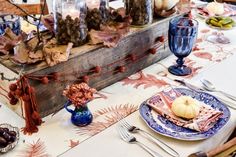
[0,16,176,117]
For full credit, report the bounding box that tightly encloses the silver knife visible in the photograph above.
[174,79,236,110]
[174,79,204,92]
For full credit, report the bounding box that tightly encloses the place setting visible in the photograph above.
[116,81,235,156]
[116,15,236,157]
[116,83,235,156]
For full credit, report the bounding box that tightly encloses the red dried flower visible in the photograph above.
[8,92,14,98]
[158,36,165,42]
[82,75,90,83]
[129,54,136,61]
[41,77,49,84]
[9,83,17,91]
[94,66,102,73]
[149,48,156,54]
[15,89,23,97]
[119,66,126,73]
[22,94,30,102]
[10,97,18,105]
[63,83,97,108]
[51,72,60,81]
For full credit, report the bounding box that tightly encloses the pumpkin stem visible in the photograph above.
[185,100,190,105]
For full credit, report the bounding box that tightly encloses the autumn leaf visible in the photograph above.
[18,138,50,157]
[194,52,213,61]
[200,29,210,33]
[122,71,169,89]
[184,58,203,78]
[76,104,138,136]
[69,140,79,148]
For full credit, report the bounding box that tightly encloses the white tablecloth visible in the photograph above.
[0,1,236,157]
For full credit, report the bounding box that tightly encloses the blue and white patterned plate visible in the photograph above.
[139,88,231,141]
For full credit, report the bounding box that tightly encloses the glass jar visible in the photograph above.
[86,0,109,30]
[53,0,88,46]
[125,0,153,26]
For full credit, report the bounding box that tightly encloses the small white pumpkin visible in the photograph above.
[171,96,200,119]
[154,0,179,10]
[154,0,179,17]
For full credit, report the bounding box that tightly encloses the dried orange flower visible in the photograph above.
[63,83,97,107]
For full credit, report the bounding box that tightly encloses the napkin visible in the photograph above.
[197,3,236,17]
[146,88,223,132]
[223,3,236,17]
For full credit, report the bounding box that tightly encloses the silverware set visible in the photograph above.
[201,79,236,102]
[117,74,235,156]
[117,119,179,157]
[175,79,236,110]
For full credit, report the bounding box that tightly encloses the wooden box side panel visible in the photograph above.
[0,64,22,116]
[30,20,171,117]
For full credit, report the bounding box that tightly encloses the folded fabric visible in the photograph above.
[223,3,236,17]
[146,88,223,132]
[198,3,236,17]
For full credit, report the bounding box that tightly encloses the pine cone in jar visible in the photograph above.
[86,8,103,31]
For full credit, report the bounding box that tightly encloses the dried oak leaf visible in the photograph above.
[89,16,131,47]
[12,38,44,64]
[41,14,54,32]
[0,28,21,55]
[43,39,73,66]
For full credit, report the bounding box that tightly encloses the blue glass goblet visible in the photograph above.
[168,17,198,76]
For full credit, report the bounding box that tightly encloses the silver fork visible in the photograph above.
[120,119,179,157]
[117,124,163,157]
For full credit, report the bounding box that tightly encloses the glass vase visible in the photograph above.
[125,0,153,26]
[86,0,109,30]
[53,0,88,46]
[64,100,93,126]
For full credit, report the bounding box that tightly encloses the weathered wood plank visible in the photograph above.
[0,15,179,117]
[0,0,49,16]
[0,16,173,74]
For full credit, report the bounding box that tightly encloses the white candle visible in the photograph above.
[62,3,80,19]
[86,0,100,9]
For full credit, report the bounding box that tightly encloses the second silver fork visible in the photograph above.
[120,119,179,157]
[117,124,163,157]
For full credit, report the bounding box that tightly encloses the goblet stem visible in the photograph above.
[168,57,191,76]
[176,58,184,67]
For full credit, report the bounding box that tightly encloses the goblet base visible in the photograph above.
[168,65,192,76]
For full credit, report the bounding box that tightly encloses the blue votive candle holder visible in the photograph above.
[0,15,21,35]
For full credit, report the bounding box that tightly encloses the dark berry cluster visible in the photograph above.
[0,127,17,148]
